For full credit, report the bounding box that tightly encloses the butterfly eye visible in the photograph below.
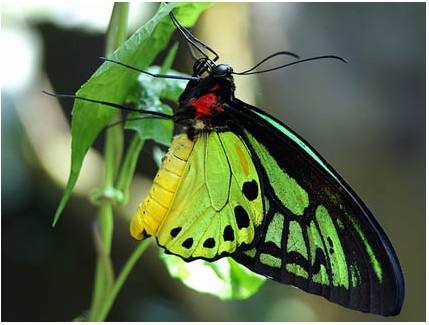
[212,64,233,77]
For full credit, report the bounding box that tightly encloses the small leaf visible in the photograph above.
[124,66,189,146]
[136,66,189,102]
[125,104,173,147]
[160,250,266,300]
[157,74,188,102]
[53,2,212,225]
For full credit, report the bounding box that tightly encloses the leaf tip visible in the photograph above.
[52,203,66,227]
[52,212,60,227]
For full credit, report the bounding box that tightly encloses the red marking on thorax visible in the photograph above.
[210,84,221,91]
[190,92,224,118]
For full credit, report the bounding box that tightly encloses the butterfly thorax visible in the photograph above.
[175,74,235,136]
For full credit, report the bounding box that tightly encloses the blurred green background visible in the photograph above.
[2,2,425,321]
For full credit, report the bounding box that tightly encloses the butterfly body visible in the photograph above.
[130,64,404,315]
[130,133,194,239]
[131,71,240,241]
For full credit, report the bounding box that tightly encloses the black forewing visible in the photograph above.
[227,99,404,316]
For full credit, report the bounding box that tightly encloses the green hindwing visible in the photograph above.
[230,100,404,316]
[156,131,264,261]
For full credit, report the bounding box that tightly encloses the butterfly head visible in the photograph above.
[211,64,233,77]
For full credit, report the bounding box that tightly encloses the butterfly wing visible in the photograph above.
[132,131,264,261]
[227,99,404,316]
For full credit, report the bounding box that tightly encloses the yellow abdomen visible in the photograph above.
[130,134,194,240]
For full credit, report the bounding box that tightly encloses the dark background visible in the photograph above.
[2,2,425,321]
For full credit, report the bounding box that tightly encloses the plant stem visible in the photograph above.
[95,240,152,322]
[88,3,129,321]
[116,134,145,204]
[89,205,114,319]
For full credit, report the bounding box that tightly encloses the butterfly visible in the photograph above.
[49,10,404,317]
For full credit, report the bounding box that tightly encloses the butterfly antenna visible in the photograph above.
[233,55,348,75]
[237,51,301,74]
[173,27,202,62]
[104,115,175,131]
[169,12,210,61]
[185,38,200,61]
[169,11,219,63]
[42,91,174,120]
[98,57,199,81]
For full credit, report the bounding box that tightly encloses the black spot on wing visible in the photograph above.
[223,225,235,241]
[242,180,259,201]
[182,238,193,249]
[327,236,334,254]
[170,227,182,238]
[203,238,216,248]
[234,205,250,229]
[312,248,328,275]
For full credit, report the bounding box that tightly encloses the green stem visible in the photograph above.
[88,3,129,322]
[95,240,152,322]
[116,134,145,204]
[89,205,114,321]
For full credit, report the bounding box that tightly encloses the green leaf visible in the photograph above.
[124,65,189,146]
[125,104,174,147]
[129,66,189,104]
[53,2,212,226]
[160,250,266,300]
[150,66,190,102]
